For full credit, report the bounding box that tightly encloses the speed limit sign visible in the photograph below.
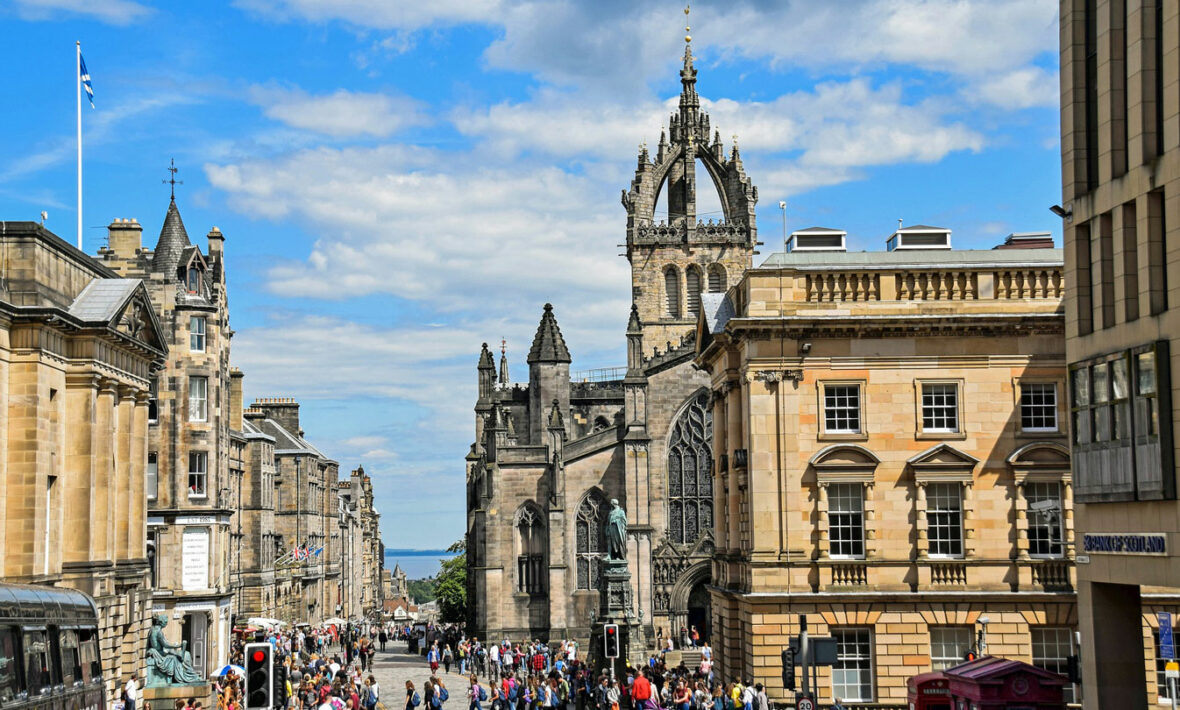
[796,698,814,710]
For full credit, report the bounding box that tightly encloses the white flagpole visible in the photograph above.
[76,41,82,250]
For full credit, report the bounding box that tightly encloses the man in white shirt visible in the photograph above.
[124,673,139,710]
[489,643,500,676]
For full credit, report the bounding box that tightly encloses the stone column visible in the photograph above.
[817,482,830,559]
[1063,480,1076,560]
[915,481,929,560]
[131,392,151,560]
[94,379,118,563]
[1015,481,1031,561]
[64,375,99,564]
[115,385,135,561]
[963,481,976,558]
[864,482,878,559]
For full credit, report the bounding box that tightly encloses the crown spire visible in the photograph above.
[498,337,510,384]
[528,304,572,364]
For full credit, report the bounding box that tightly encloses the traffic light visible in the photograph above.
[781,647,795,691]
[1066,654,1081,685]
[603,624,620,658]
[245,642,273,710]
[963,649,977,662]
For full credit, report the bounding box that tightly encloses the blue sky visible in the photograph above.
[1,0,1062,556]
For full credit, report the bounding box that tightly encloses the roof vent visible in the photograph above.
[994,232,1055,249]
[786,227,847,252]
[886,224,951,251]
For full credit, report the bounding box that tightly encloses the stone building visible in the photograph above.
[0,220,166,702]
[337,466,383,619]
[466,36,756,642]
[1058,0,1180,707]
[229,373,281,621]
[99,201,236,680]
[696,233,1078,706]
[248,397,342,624]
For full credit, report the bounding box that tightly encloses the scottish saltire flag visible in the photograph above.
[79,53,94,107]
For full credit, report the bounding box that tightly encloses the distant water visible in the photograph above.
[384,549,458,579]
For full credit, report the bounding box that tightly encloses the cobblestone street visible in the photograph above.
[368,643,470,707]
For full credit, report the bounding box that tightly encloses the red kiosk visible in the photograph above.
[907,656,1068,710]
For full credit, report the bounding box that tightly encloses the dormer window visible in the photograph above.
[187,266,202,294]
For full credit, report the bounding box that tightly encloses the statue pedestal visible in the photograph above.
[589,559,649,676]
[142,682,212,710]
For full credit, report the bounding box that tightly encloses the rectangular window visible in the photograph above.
[189,316,206,352]
[930,626,973,671]
[0,626,20,703]
[146,452,158,501]
[1099,211,1116,328]
[1075,222,1094,335]
[1148,189,1168,315]
[921,383,960,433]
[1123,200,1140,322]
[1026,482,1064,558]
[148,378,158,424]
[1020,383,1059,432]
[23,628,51,694]
[1033,627,1076,703]
[831,628,874,702]
[823,384,861,434]
[1084,0,1099,191]
[828,483,865,559]
[189,376,208,422]
[188,452,207,497]
[927,483,963,558]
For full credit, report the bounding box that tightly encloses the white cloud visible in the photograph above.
[456,79,983,169]
[233,0,502,30]
[974,66,1060,110]
[11,0,151,24]
[249,87,427,138]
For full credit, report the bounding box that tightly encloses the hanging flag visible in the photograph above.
[79,53,94,107]
[313,546,324,557]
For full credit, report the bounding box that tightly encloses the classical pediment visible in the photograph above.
[68,279,167,356]
[810,444,880,470]
[113,290,166,353]
[1007,441,1071,482]
[686,528,715,559]
[908,443,978,481]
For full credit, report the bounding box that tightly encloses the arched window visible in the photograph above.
[686,267,702,318]
[187,266,202,294]
[708,265,727,293]
[668,391,713,544]
[516,505,545,594]
[575,492,607,589]
[664,268,681,319]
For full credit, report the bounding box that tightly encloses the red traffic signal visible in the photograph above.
[603,623,620,659]
[252,650,265,663]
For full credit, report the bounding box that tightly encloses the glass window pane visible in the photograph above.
[23,629,49,694]
[921,383,959,433]
[930,627,973,670]
[824,385,861,433]
[832,628,873,702]
[0,627,20,702]
[1112,357,1129,399]
[1138,351,1157,395]
[1033,627,1076,704]
[1020,383,1058,431]
[1072,367,1090,406]
[1026,482,1063,557]
[1092,363,1109,403]
[828,483,865,558]
[927,483,963,557]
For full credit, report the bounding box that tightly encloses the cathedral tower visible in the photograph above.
[622,19,758,356]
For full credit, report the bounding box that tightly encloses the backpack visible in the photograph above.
[440,689,450,703]
[479,686,488,702]
[432,695,442,709]
[412,693,422,708]
[508,686,518,702]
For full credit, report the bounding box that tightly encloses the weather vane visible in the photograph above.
[685,5,692,45]
[163,158,183,200]
[501,337,506,356]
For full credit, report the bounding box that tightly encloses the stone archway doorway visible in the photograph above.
[686,581,710,643]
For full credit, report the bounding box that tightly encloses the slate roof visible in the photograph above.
[527,303,572,364]
[67,279,140,322]
[894,224,949,231]
[700,292,735,335]
[151,199,192,274]
[760,248,1063,269]
[241,418,276,442]
[259,417,334,461]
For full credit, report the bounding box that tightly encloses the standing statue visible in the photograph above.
[605,498,628,560]
[146,613,204,685]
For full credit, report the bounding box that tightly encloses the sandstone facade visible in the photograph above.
[696,244,1080,706]
[0,221,166,702]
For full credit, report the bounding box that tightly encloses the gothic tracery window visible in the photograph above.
[516,505,545,594]
[576,493,606,589]
[668,392,713,544]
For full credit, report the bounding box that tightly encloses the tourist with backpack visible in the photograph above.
[406,681,422,710]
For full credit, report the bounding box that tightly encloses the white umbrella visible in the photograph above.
[322,617,348,625]
[247,617,284,627]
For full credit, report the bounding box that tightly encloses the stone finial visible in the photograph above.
[527,303,572,364]
[478,342,495,370]
[548,399,564,429]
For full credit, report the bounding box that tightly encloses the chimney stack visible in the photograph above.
[207,226,224,259]
[229,368,244,431]
[250,397,301,435]
[107,218,142,256]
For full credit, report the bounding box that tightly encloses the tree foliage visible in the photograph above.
[435,538,466,623]
[406,578,437,603]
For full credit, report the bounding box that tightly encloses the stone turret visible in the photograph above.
[527,304,571,443]
[151,198,192,275]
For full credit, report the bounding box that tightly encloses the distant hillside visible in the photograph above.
[407,578,437,603]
